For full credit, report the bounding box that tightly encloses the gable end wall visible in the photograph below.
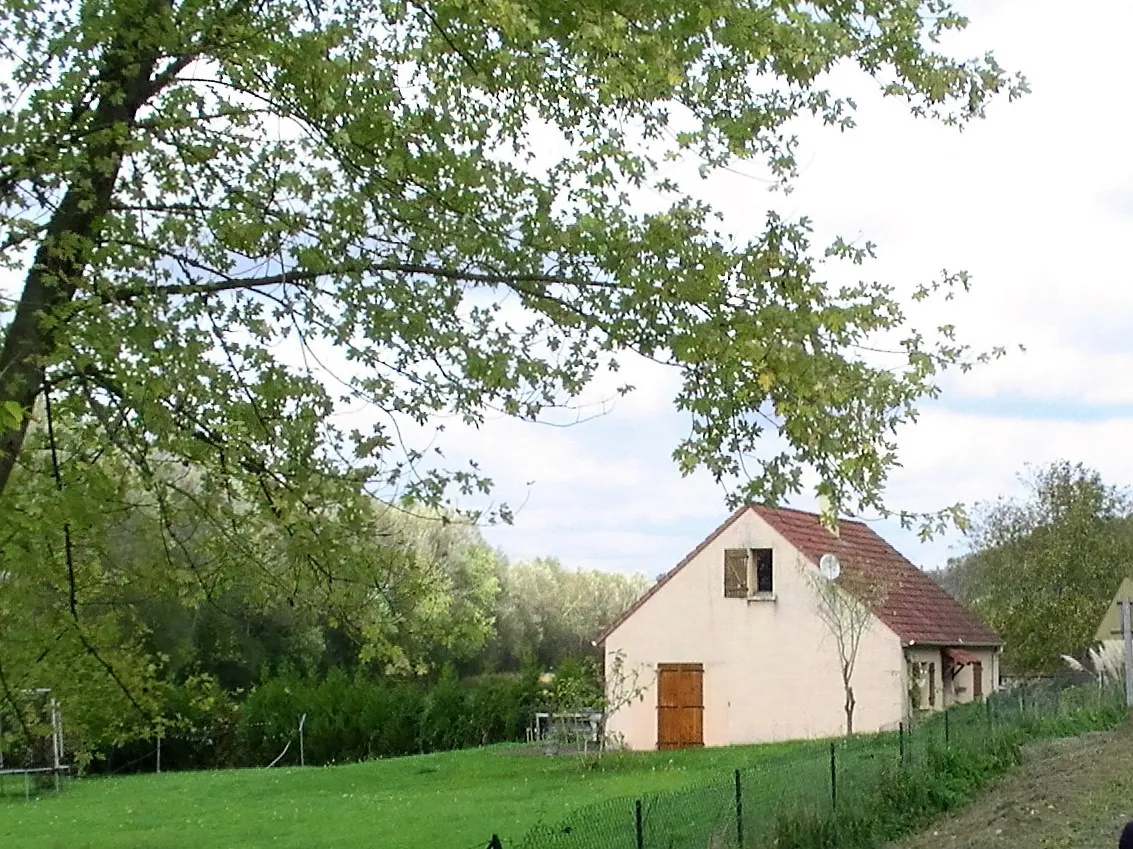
[604,510,905,750]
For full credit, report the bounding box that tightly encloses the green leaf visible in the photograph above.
[0,400,22,430]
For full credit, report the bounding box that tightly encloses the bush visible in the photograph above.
[418,666,473,752]
[199,666,542,768]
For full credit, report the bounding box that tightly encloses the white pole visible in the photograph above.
[55,700,64,769]
[298,714,307,768]
[51,699,61,791]
[1122,599,1133,708]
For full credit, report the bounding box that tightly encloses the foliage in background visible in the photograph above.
[936,461,1133,674]
[485,559,650,672]
[0,435,644,764]
[89,656,595,772]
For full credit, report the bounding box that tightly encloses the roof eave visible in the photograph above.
[903,638,1004,648]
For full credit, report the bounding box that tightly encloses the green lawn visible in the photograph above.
[0,735,880,849]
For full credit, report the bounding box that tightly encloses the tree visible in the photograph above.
[929,554,976,604]
[0,429,505,758]
[1,0,1023,724]
[361,507,503,674]
[962,461,1133,675]
[807,567,889,735]
[486,558,649,671]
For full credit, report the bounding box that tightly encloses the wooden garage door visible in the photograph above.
[657,663,704,750]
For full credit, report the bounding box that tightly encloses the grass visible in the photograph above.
[0,735,861,849]
[2,688,1123,849]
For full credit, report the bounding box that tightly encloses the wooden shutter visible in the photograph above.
[724,549,748,598]
[972,661,983,699]
[754,548,773,594]
[928,663,936,707]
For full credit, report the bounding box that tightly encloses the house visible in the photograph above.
[595,505,1002,750]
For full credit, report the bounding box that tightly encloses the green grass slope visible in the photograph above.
[0,737,841,849]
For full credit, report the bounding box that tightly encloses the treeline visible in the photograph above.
[0,446,648,770]
[86,543,643,772]
[129,538,648,695]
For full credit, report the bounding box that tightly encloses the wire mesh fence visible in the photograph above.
[510,736,891,849]
[498,680,1127,849]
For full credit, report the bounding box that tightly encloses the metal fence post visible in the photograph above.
[734,769,744,847]
[944,709,950,748]
[898,721,905,765]
[635,799,644,849]
[829,742,837,812]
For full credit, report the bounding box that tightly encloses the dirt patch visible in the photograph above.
[890,720,1133,849]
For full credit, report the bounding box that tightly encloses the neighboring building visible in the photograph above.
[596,505,1002,750]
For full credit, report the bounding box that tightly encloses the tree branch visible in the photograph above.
[110,262,609,302]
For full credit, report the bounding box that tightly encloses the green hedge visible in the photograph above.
[240,665,545,765]
[90,664,549,773]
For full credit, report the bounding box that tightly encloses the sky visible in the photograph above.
[4,0,1133,581]
[448,0,1133,577]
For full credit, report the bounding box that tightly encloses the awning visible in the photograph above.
[944,648,981,666]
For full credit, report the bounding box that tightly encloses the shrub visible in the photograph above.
[418,666,473,752]
[233,665,541,766]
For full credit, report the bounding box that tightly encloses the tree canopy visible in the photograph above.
[1,0,1024,734]
[942,461,1133,675]
[485,556,650,671]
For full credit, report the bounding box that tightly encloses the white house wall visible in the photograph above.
[604,511,906,750]
[904,645,1000,712]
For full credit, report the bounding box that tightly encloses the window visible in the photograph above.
[724,549,748,598]
[723,548,774,598]
[972,661,983,699]
[754,549,773,594]
[928,662,936,707]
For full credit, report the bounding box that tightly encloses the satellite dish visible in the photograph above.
[819,553,841,581]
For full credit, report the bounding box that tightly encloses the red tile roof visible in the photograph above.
[595,505,1001,647]
[753,506,1001,647]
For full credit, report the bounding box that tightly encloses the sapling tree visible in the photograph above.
[808,567,890,735]
[598,649,653,754]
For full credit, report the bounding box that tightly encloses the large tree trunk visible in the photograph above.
[0,14,166,498]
